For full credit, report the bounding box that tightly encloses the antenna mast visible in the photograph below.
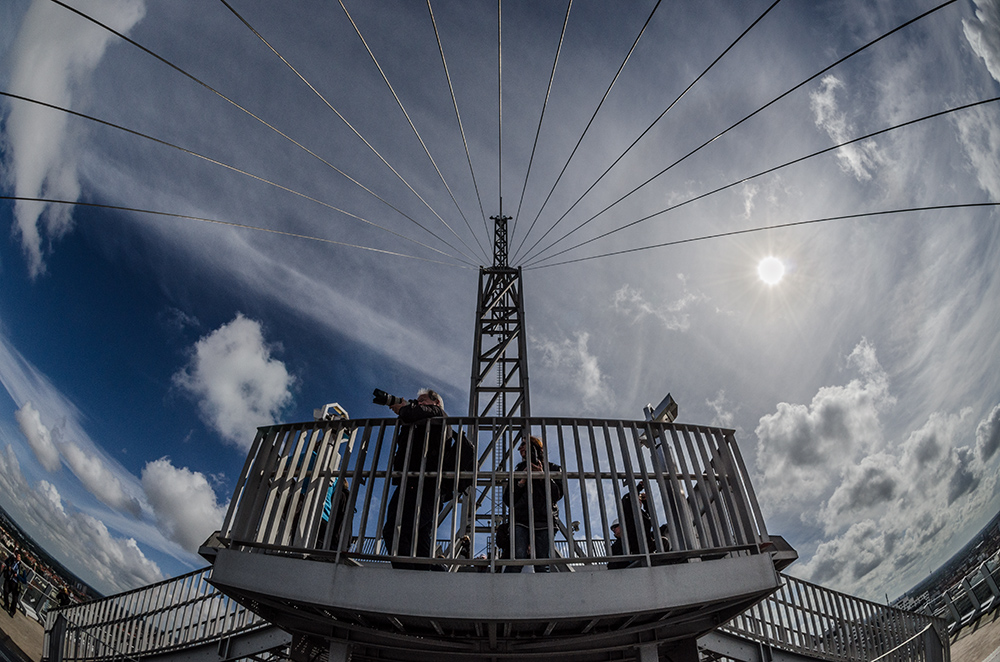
[468,200,530,418]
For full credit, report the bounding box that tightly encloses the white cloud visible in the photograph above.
[706,390,738,430]
[61,441,142,517]
[964,0,1000,84]
[954,106,1000,199]
[172,313,296,449]
[756,340,1000,599]
[0,332,146,518]
[612,281,706,332]
[741,183,758,220]
[809,75,886,181]
[141,458,229,552]
[534,331,609,410]
[975,403,1000,463]
[0,445,162,594]
[14,401,60,472]
[755,338,894,508]
[3,0,146,277]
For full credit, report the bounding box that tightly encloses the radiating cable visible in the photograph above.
[45,0,476,264]
[218,0,484,264]
[427,0,491,249]
[1,196,474,268]
[509,0,573,244]
[498,0,504,225]
[523,202,1000,270]
[522,0,960,265]
[514,0,782,264]
[0,91,475,268]
[525,94,1000,268]
[336,0,489,263]
[512,0,664,260]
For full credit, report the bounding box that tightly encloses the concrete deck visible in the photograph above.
[0,606,44,662]
[953,610,1000,662]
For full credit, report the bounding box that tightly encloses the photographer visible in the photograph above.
[607,487,657,569]
[502,436,563,573]
[377,388,448,570]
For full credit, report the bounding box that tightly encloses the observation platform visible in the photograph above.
[42,415,949,662]
[203,415,794,661]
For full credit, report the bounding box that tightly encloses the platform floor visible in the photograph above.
[951,609,1000,662]
[0,606,43,662]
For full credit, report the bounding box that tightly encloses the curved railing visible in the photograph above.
[44,567,266,662]
[218,416,770,570]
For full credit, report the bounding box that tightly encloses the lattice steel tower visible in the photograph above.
[468,211,530,418]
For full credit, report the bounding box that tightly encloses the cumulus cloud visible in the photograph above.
[3,0,146,277]
[142,458,229,552]
[612,280,706,332]
[809,75,885,181]
[755,338,894,507]
[61,441,143,517]
[757,340,1000,599]
[0,445,162,594]
[976,403,1000,462]
[820,453,900,531]
[173,314,296,449]
[15,401,61,472]
[964,0,1000,84]
[6,376,142,518]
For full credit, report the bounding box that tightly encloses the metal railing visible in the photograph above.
[914,548,1000,633]
[0,542,66,623]
[718,573,948,662]
[44,567,266,662]
[219,416,770,571]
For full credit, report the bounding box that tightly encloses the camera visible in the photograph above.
[372,388,406,407]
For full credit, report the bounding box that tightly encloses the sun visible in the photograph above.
[757,256,785,285]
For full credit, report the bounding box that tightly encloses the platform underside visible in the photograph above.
[209,549,781,661]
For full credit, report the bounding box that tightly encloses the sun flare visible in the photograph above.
[757,256,785,285]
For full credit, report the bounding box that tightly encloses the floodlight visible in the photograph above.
[643,393,678,423]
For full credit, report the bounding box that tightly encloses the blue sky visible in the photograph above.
[0,0,999,600]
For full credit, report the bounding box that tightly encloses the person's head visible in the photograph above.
[611,521,621,539]
[417,388,443,409]
[518,436,544,462]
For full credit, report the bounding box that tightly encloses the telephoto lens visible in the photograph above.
[372,389,406,407]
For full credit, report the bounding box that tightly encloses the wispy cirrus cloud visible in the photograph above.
[809,75,886,182]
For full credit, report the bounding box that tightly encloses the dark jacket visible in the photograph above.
[391,402,448,481]
[504,459,563,528]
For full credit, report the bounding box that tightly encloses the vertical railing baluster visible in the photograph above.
[569,424,593,558]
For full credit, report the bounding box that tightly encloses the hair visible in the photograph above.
[528,435,543,449]
[418,388,444,410]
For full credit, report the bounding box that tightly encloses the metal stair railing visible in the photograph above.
[44,567,267,662]
[218,416,770,571]
[715,573,948,662]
